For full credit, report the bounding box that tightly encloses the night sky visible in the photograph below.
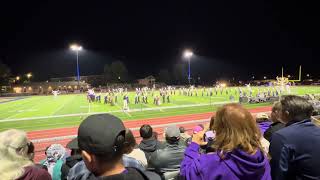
[1,1,319,81]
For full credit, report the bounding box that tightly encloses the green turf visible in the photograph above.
[0,86,319,132]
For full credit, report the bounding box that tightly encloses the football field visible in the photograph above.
[0,86,319,132]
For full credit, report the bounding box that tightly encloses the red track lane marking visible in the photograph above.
[27,114,211,139]
[32,122,205,151]
[28,106,271,139]
[27,112,212,137]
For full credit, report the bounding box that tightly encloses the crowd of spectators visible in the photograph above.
[0,95,320,179]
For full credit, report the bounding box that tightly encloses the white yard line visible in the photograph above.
[88,103,91,113]
[4,100,44,120]
[51,96,76,116]
[115,104,132,117]
[0,101,232,123]
[124,110,132,117]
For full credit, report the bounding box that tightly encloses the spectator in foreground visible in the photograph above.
[138,124,163,161]
[255,113,272,153]
[181,103,271,180]
[269,95,320,180]
[192,125,203,134]
[179,126,191,142]
[61,138,82,180]
[40,144,66,180]
[312,115,320,127]
[0,129,51,180]
[75,114,160,179]
[148,125,186,177]
[256,113,272,135]
[123,129,148,170]
[263,101,285,142]
[179,126,191,146]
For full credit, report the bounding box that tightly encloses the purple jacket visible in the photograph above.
[181,142,271,180]
[258,121,272,135]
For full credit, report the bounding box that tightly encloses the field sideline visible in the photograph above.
[0,86,319,132]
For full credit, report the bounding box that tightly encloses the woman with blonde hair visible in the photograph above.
[180,103,271,180]
[0,129,51,180]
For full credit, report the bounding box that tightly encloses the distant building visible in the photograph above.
[50,75,106,87]
[137,75,156,86]
[12,81,89,94]
[50,75,103,82]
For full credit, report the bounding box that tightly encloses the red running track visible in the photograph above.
[29,106,271,162]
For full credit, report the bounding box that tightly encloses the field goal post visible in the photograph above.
[281,65,302,83]
[275,65,302,93]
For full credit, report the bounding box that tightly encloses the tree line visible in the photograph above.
[103,61,189,84]
[0,60,190,85]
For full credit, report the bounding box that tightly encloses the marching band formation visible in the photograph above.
[84,83,294,111]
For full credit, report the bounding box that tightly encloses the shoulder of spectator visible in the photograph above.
[37,167,52,180]
[273,122,302,139]
[270,131,287,143]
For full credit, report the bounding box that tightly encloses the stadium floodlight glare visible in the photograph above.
[70,43,83,86]
[183,50,193,59]
[27,73,32,79]
[183,49,193,84]
[263,76,267,80]
[70,44,82,51]
[307,74,310,77]
[220,83,226,88]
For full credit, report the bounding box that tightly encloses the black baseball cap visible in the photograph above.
[78,114,125,155]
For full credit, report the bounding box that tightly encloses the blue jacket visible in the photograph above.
[270,119,320,180]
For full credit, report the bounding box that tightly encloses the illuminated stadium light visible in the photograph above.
[70,43,83,87]
[263,76,267,79]
[220,83,226,88]
[70,44,82,51]
[27,73,32,79]
[183,49,193,84]
[183,50,193,59]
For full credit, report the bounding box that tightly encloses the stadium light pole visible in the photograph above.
[70,44,83,87]
[183,49,193,84]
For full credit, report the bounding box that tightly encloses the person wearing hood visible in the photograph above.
[138,124,163,161]
[40,144,67,180]
[60,138,82,180]
[180,103,271,180]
